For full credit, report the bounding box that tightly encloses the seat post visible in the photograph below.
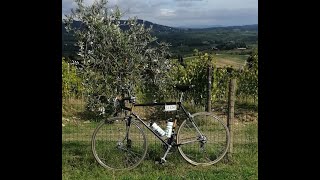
[179,92,184,102]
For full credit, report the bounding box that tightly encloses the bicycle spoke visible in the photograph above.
[92,117,147,170]
[185,153,196,160]
[119,147,142,159]
[179,137,199,142]
[202,147,211,161]
[177,112,230,166]
[124,153,135,167]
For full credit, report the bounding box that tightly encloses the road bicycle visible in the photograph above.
[91,85,230,170]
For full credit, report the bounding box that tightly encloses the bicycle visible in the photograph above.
[91,85,230,170]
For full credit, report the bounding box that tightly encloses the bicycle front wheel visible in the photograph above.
[177,112,230,166]
[91,117,147,170]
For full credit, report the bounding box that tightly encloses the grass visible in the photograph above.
[183,54,247,69]
[63,140,257,180]
[62,120,257,179]
[62,96,258,179]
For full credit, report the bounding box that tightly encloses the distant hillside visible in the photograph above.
[200,24,258,31]
[62,19,181,33]
[62,20,258,57]
[62,19,181,56]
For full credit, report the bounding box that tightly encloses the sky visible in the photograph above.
[62,0,258,28]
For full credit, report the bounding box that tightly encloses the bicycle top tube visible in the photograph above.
[117,84,194,111]
[134,102,180,107]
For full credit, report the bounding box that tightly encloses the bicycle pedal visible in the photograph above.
[155,159,166,165]
[155,161,165,165]
[160,158,167,163]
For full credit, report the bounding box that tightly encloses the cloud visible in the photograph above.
[62,0,258,27]
[62,0,75,16]
[175,0,204,1]
[175,2,193,7]
[159,9,176,17]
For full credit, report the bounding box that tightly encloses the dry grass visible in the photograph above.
[62,98,86,118]
[183,54,248,69]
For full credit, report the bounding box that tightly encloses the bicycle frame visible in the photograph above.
[124,101,204,147]
[92,87,230,169]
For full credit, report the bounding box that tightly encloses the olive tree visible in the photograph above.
[64,0,171,114]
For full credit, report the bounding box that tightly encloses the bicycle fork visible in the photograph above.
[117,116,132,150]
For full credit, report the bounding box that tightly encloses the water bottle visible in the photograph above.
[150,122,166,137]
[165,119,174,138]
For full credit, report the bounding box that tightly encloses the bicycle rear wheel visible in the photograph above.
[91,117,147,170]
[177,112,230,166]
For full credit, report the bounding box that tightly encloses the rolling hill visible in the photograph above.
[62,20,257,57]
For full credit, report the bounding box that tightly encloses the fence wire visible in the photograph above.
[62,96,257,163]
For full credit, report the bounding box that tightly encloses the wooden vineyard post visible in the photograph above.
[227,78,236,159]
[206,62,212,112]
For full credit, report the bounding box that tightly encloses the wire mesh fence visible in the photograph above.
[62,95,257,164]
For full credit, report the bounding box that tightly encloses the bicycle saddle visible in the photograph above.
[174,85,195,92]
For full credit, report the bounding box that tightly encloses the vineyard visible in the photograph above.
[62,0,257,179]
[63,50,258,114]
[62,42,258,180]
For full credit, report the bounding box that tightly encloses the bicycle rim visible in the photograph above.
[91,117,147,170]
[177,112,230,166]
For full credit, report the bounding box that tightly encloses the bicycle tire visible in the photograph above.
[177,112,230,166]
[92,117,147,170]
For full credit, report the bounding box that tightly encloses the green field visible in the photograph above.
[63,142,257,179]
[181,54,248,69]
[62,119,257,179]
